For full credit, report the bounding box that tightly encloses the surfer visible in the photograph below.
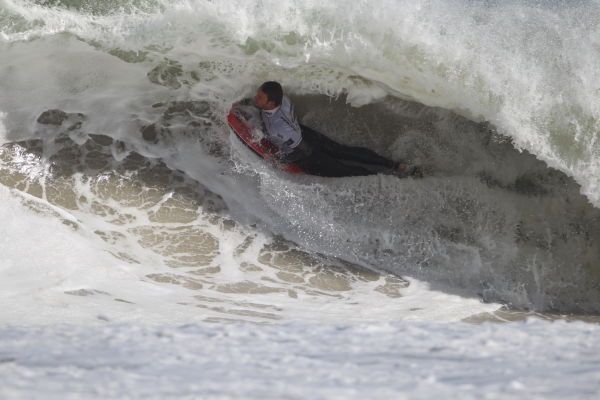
[251,81,418,178]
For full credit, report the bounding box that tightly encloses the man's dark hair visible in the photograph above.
[260,81,284,106]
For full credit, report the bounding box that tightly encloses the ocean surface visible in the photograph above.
[1,0,600,398]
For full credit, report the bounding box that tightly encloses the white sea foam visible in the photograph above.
[1,319,600,399]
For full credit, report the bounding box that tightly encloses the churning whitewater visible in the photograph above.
[1,1,600,398]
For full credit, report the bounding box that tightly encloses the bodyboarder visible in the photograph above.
[249,81,418,178]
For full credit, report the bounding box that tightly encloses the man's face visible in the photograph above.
[253,88,275,110]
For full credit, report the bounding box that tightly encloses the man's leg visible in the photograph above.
[294,149,373,177]
[300,125,396,169]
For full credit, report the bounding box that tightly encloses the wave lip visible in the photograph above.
[3,0,599,204]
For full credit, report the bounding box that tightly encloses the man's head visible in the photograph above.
[253,81,283,110]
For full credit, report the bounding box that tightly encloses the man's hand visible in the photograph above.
[232,107,252,122]
[259,138,278,154]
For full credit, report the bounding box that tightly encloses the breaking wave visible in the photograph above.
[1,0,600,315]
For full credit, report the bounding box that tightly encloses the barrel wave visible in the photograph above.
[1,0,600,315]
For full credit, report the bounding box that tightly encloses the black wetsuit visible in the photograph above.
[282,125,397,177]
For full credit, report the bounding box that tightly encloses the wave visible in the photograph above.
[2,0,600,200]
[1,0,600,314]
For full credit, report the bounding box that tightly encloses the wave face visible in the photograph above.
[1,0,600,315]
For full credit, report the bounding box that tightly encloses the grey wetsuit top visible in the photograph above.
[260,96,302,155]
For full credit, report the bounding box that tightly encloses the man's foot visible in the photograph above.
[410,165,424,178]
[393,163,422,178]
